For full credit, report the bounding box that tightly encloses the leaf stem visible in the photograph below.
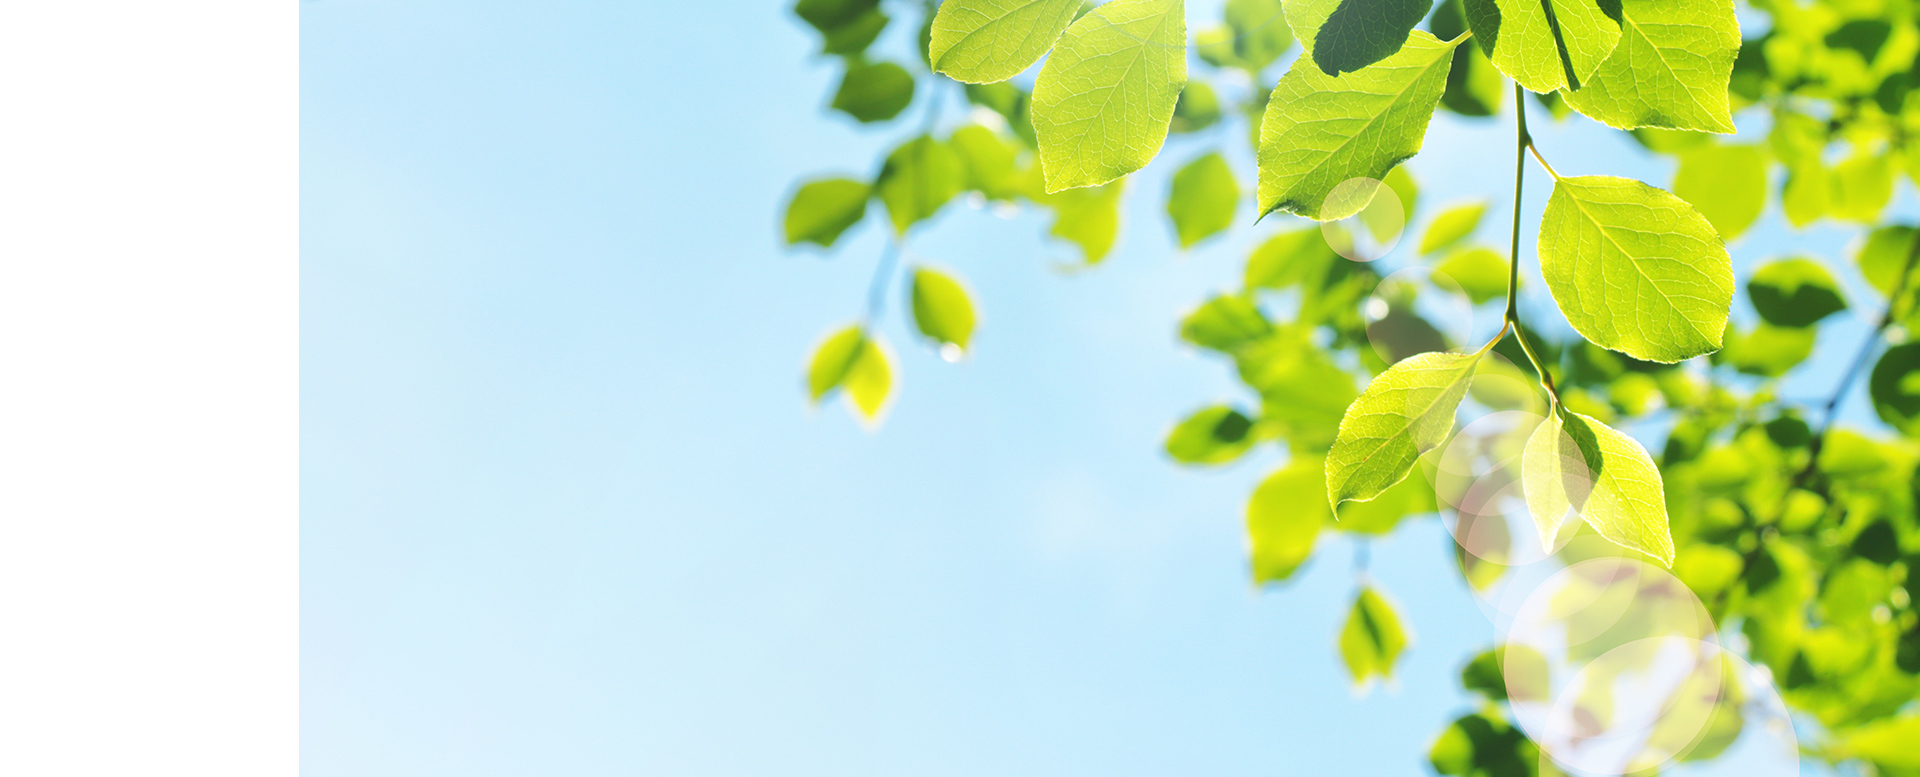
[1504,81,1560,406]
[863,238,903,324]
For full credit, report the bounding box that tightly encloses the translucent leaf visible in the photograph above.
[1476,0,1622,93]
[831,60,915,123]
[1041,179,1124,263]
[1748,257,1846,328]
[1869,342,1920,436]
[807,326,895,424]
[1337,471,1435,534]
[1340,586,1411,684]
[1247,457,1329,583]
[1429,0,1503,116]
[1325,350,1480,507]
[1419,201,1487,255]
[1719,323,1814,377]
[1257,31,1456,221]
[1521,410,1675,565]
[1167,152,1239,248]
[1672,144,1766,240]
[1224,0,1294,71]
[949,124,1022,201]
[909,267,978,352]
[1855,224,1917,299]
[1181,294,1272,352]
[876,136,965,235]
[1559,0,1738,133]
[1169,80,1222,133]
[1284,0,1432,76]
[1240,333,1358,450]
[1031,0,1187,192]
[1434,246,1508,304]
[1537,175,1734,363]
[783,178,870,247]
[1830,147,1894,224]
[928,0,1081,83]
[1243,227,1338,290]
[1165,405,1257,464]
[1838,715,1920,770]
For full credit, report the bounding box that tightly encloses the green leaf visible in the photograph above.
[1181,294,1273,351]
[1285,0,1432,76]
[806,326,895,424]
[1429,0,1503,116]
[1429,713,1535,777]
[949,124,1022,201]
[1870,342,1920,436]
[1521,409,1675,565]
[928,0,1082,83]
[1419,201,1487,255]
[1748,258,1846,328]
[1167,152,1239,248]
[1042,180,1124,263]
[1340,586,1410,684]
[1169,80,1223,133]
[1856,224,1918,298]
[1247,457,1330,583]
[1031,0,1187,192]
[1337,470,1436,534]
[1244,227,1338,290]
[821,9,889,55]
[1478,0,1622,93]
[1719,323,1814,377]
[909,267,978,353]
[1838,715,1920,770]
[1241,333,1358,451]
[876,135,966,235]
[831,60,915,123]
[1165,405,1258,464]
[1460,648,1508,700]
[794,0,879,33]
[1224,0,1295,71]
[1672,144,1767,240]
[1558,0,1738,133]
[1434,246,1508,304]
[783,178,870,247]
[1831,147,1894,224]
[1325,350,1480,507]
[1256,31,1457,221]
[1537,175,1734,363]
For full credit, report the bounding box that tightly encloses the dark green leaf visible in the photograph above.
[1166,405,1258,464]
[831,60,915,123]
[1748,257,1846,328]
[1167,152,1239,247]
[1870,342,1920,436]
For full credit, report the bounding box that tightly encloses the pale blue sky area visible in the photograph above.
[303,2,1889,774]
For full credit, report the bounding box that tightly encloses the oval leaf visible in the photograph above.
[1521,409,1675,565]
[1537,175,1733,363]
[784,178,870,247]
[928,0,1082,84]
[909,266,978,352]
[1559,0,1738,133]
[1285,0,1431,76]
[1167,152,1240,248]
[1257,31,1456,221]
[1748,257,1846,328]
[1166,405,1257,464]
[1673,144,1766,240]
[877,135,966,235]
[1869,342,1920,437]
[1482,0,1622,93]
[831,60,915,123]
[1325,350,1481,507]
[1031,0,1188,192]
[1340,586,1411,685]
[1419,201,1487,255]
[1248,457,1330,583]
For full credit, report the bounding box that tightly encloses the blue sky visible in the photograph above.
[303,2,1885,774]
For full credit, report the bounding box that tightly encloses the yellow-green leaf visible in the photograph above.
[1031,0,1187,192]
[831,60,916,123]
[1434,246,1508,304]
[1420,201,1487,255]
[1326,350,1481,507]
[1478,0,1622,93]
[783,178,870,247]
[876,135,965,234]
[928,0,1082,83]
[1341,586,1411,684]
[1537,175,1733,363]
[1248,457,1330,583]
[1166,405,1257,464]
[909,267,978,352]
[1672,144,1766,240]
[1521,409,1675,564]
[1558,0,1737,133]
[1167,152,1239,248]
[1748,257,1846,328]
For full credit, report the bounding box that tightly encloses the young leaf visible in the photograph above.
[1325,350,1481,508]
[807,327,896,424]
[1521,410,1675,565]
[1031,0,1187,192]
[1479,0,1622,93]
[928,0,1082,84]
[1042,180,1124,263]
[1559,0,1739,133]
[1167,152,1239,248]
[909,267,978,353]
[1244,227,1339,290]
[783,178,870,247]
[831,60,915,123]
[1434,246,1508,304]
[1537,175,1734,363]
[1257,31,1457,221]
[807,325,868,402]
[876,135,966,235]
[949,125,1022,201]
[1748,258,1846,328]
[1672,145,1766,241]
[1166,405,1257,464]
[1429,0,1503,116]
[1869,342,1920,436]
[1284,0,1432,76]
[1181,294,1273,352]
[1223,0,1295,71]
[1340,586,1411,684]
[1247,457,1330,584]
[1419,201,1487,255]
